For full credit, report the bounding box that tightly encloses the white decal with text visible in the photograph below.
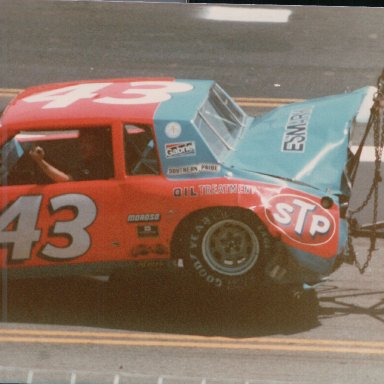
[23,83,111,109]
[0,194,97,261]
[281,107,313,152]
[23,81,193,109]
[0,196,42,261]
[265,194,336,246]
[41,194,97,259]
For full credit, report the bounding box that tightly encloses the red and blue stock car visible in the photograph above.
[0,78,374,292]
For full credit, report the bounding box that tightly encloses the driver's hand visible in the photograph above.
[29,146,45,161]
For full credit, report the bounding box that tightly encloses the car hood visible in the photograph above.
[226,87,374,194]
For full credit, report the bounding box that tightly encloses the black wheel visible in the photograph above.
[183,208,272,292]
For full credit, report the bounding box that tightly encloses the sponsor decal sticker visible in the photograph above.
[137,225,159,238]
[0,193,97,261]
[128,213,161,223]
[131,245,168,257]
[281,107,313,152]
[22,81,194,109]
[167,163,221,176]
[165,122,182,139]
[265,194,336,246]
[165,141,196,159]
[173,183,259,197]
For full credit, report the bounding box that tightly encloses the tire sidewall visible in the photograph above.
[185,208,271,292]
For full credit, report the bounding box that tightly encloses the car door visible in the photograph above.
[116,123,178,262]
[0,126,128,277]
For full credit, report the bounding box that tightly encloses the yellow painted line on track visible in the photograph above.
[238,102,289,108]
[1,329,384,355]
[235,97,304,103]
[2,336,384,355]
[0,88,22,97]
[0,88,23,93]
[235,97,304,108]
[2,328,384,347]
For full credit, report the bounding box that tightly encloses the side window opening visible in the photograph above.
[1,127,114,186]
[0,137,35,185]
[124,124,159,175]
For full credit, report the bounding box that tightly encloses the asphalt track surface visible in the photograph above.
[1,1,384,383]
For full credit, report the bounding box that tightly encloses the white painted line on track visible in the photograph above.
[51,0,186,2]
[356,86,377,123]
[27,370,34,384]
[50,0,106,2]
[200,6,292,23]
[351,145,384,162]
[70,372,77,384]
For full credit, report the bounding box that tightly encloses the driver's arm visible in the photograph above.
[29,146,73,182]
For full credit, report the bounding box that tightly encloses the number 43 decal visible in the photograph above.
[23,81,193,109]
[0,194,97,261]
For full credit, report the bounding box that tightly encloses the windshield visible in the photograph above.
[194,83,247,159]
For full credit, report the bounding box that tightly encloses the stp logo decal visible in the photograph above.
[265,194,336,246]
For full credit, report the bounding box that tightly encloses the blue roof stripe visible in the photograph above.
[153,80,217,177]
[154,80,213,122]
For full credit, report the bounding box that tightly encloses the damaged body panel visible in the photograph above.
[227,87,372,194]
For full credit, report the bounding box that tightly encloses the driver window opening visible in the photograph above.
[123,124,159,175]
[0,127,114,186]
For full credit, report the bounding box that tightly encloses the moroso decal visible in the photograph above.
[128,213,161,223]
[265,194,336,246]
[281,107,313,152]
[165,141,196,159]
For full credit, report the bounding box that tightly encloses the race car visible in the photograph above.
[0,78,375,292]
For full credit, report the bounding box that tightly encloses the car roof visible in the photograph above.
[1,78,214,133]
